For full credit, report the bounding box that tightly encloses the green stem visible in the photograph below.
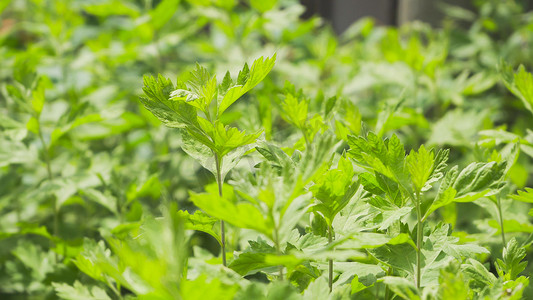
[37,126,52,182]
[415,191,422,290]
[302,129,311,150]
[273,224,283,280]
[328,224,333,293]
[108,281,123,300]
[214,154,227,266]
[38,123,59,261]
[496,195,506,246]
[384,267,392,300]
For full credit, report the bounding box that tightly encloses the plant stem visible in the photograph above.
[496,195,506,246]
[273,224,283,280]
[37,127,52,182]
[38,123,60,261]
[415,191,422,290]
[214,154,227,266]
[108,282,123,300]
[384,267,392,300]
[328,223,333,292]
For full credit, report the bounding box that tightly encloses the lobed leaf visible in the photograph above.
[218,55,276,115]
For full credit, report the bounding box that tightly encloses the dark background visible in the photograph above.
[301,0,533,33]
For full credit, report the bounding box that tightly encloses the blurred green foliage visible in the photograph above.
[1,0,533,299]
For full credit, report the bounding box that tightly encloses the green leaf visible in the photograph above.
[0,0,12,14]
[26,116,40,135]
[461,258,497,289]
[452,161,505,202]
[406,145,434,192]
[53,281,111,300]
[256,141,295,170]
[382,277,420,300]
[348,133,411,194]
[178,210,222,245]
[488,219,533,234]
[372,223,481,287]
[281,93,309,130]
[150,0,180,29]
[211,122,261,157]
[189,189,272,237]
[181,130,216,175]
[338,232,415,251]
[83,0,140,17]
[265,282,302,300]
[250,0,277,13]
[229,250,301,276]
[31,78,46,115]
[73,240,115,284]
[81,188,118,215]
[438,263,471,300]
[351,275,369,294]
[495,238,527,280]
[171,64,217,114]
[310,156,357,225]
[140,75,202,133]
[423,166,458,220]
[218,55,276,115]
[510,188,533,203]
[180,275,238,300]
[500,61,533,115]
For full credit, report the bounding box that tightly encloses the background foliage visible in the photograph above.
[1,0,533,299]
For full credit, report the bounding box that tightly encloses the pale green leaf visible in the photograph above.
[53,281,111,300]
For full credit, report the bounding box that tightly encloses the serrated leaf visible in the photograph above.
[211,121,261,157]
[219,71,233,94]
[495,238,527,280]
[310,156,357,225]
[348,133,411,195]
[218,55,276,115]
[510,188,533,203]
[500,62,533,115]
[53,281,111,300]
[178,210,222,246]
[452,161,505,202]
[140,75,202,133]
[171,65,217,114]
[281,93,308,129]
[406,145,434,192]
